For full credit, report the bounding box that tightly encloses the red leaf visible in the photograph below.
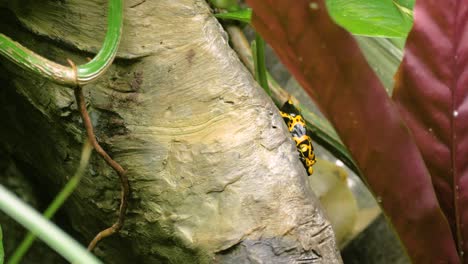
[393,0,468,260]
[246,0,460,262]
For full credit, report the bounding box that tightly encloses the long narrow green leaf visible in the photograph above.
[209,0,240,11]
[0,185,102,264]
[8,142,92,264]
[395,0,415,9]
[214,9,252,23]
[252,34,270,96]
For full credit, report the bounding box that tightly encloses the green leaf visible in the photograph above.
[214,9,252,23]
[209,0,240,11]
[252,34,270,96]
[215,1,413,37]
[9,142,92,264]
[326,0,414,37]
[395,0,415,9]
[0,185,102,264]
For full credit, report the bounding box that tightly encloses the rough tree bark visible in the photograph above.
[0,0,341,263]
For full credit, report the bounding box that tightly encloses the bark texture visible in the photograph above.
[0,0,341,263]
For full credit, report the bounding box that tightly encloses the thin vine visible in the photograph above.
[72,79,130,251]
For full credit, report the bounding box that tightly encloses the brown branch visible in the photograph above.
[68,59,130,252]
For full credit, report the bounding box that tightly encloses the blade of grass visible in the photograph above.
[8,141,93,264]
[0,184,101,264]
[214,9,252,23]
[209,0,240,11]
[252,34,271,96]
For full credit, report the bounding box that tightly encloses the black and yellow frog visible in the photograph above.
[280,100,316,176]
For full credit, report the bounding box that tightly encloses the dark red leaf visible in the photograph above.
[393,0,468,260]
[246,0,460,262]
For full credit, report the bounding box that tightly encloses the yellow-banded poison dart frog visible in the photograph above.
[280,100,316,176]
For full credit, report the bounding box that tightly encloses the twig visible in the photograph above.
[68,59,130,251]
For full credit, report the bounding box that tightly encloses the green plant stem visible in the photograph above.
[0,0,122,86]
[209,0,240,11]
[8,142,93,264]
[252,34,271,96]
[0,34,75,86]
[0,177,100,264]
[0,183,101,264]
[214,9,252,23]
[77,0,123,84]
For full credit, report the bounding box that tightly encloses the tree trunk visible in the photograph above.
[0,0,341,263]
